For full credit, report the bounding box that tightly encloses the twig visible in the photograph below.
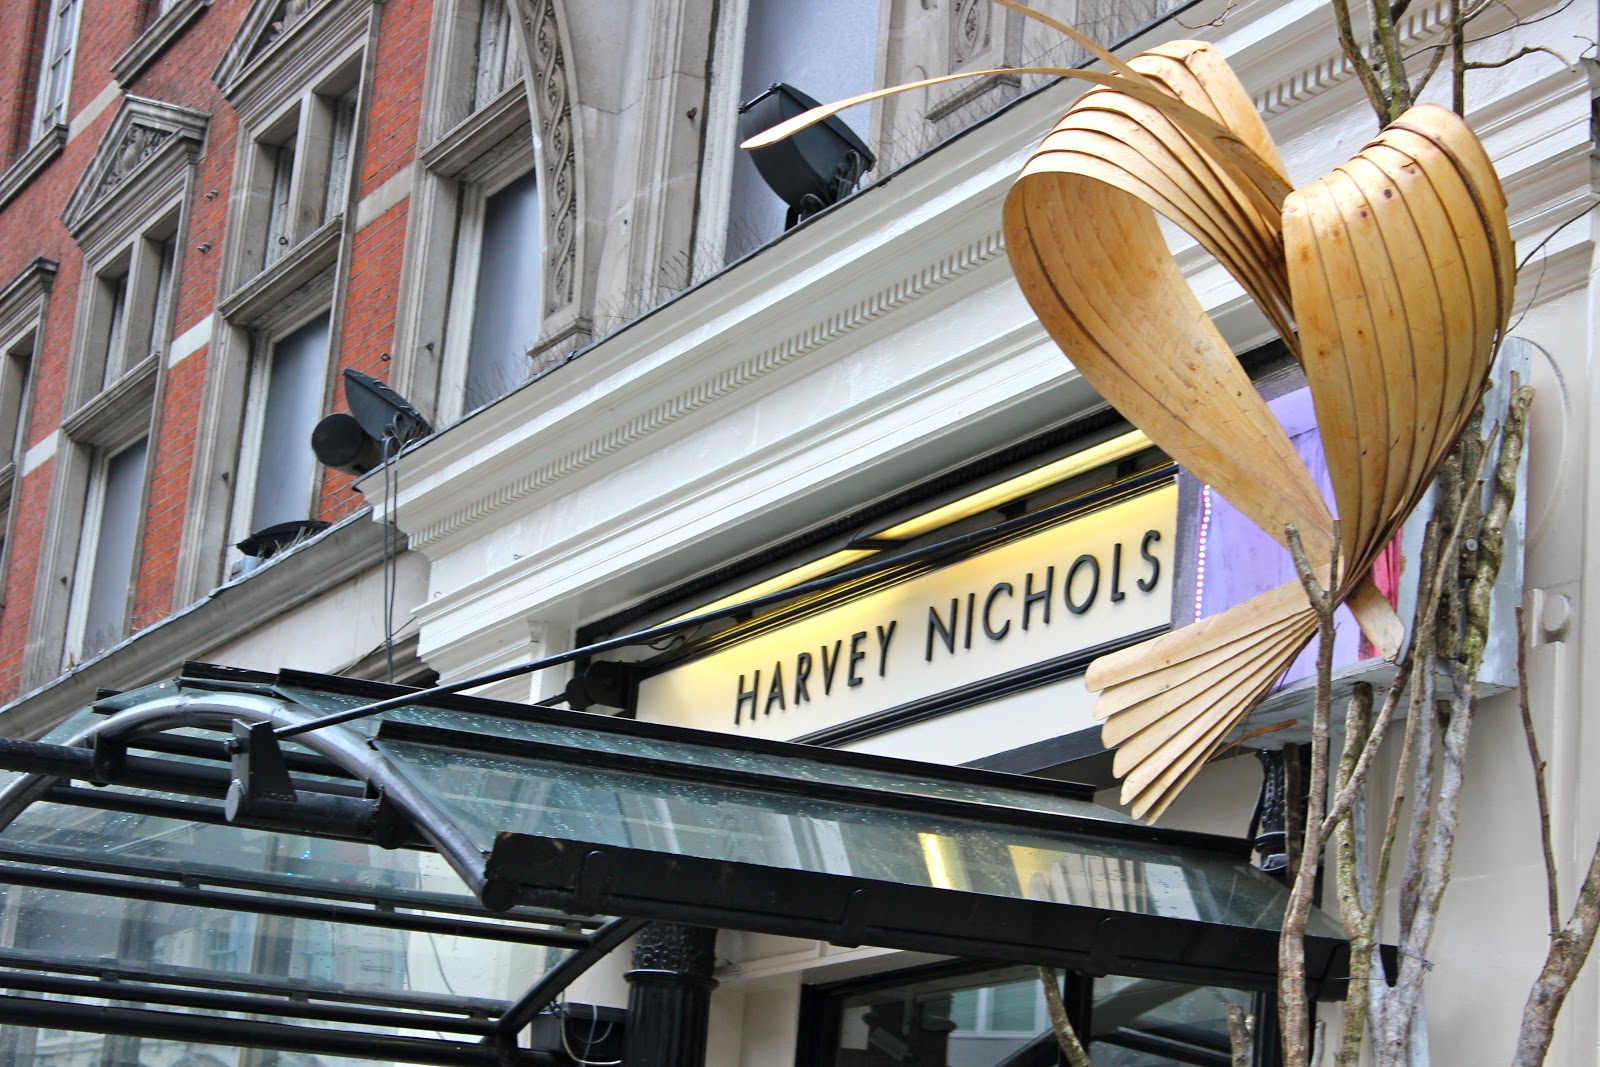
[1516,606,1561,936]
[1464,43,1576,69]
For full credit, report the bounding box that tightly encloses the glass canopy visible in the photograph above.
[0,665,1350,1066]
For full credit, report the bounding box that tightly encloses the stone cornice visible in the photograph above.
[112,0,214,86]
[61,96,209,243]
[0,126,67,211]
[402,227,1009,552]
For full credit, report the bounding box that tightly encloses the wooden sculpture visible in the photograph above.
[744,2,1513,820]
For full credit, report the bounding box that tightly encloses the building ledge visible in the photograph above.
[0,127,67,211]
[111,0,213,86]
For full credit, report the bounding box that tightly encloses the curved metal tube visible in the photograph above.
[0,692,492,899]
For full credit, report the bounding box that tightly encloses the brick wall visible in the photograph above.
[0,0,432,699]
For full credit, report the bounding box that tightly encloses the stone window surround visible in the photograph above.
[406,83,539,426]
[0,261,57,612]
[20,96,207,687]
[390,0,552,424]
[175,0,380,604]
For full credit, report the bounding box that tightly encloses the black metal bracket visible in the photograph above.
[225,719,298,821]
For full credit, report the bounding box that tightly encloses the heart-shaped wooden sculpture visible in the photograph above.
[746,7,1513,821]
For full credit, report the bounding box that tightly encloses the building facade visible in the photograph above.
[0,0,1594,1065]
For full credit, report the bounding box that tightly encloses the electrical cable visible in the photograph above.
[556,997,620,1066]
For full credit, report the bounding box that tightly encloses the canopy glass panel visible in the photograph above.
[0,666,1350,1066]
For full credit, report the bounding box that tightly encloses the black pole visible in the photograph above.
[623,923,719,1067]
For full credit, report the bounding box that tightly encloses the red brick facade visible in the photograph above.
[0,0,429,699]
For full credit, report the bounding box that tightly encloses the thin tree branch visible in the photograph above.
[1039,968,1094,1067]
[1516,606,1561,936]
[1332,0,1392,125]
[1465,43,1576,69]
[1279,522,1342,1067]
[1513,836,1600,1065]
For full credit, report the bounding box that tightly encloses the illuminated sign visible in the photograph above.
[636,482,1177,741]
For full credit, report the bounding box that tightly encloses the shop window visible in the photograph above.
[64,437,149,659]
[808,962,1268,1067]
[31,0,82,141]
[236,311,331,537]
[717,0,881,264]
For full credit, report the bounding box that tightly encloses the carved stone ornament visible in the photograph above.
[514,0,578,312]
[62,97,210,239]
[212,0,336,97]
[951,0,990,66]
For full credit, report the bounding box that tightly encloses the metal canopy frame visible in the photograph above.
[0,666,1351,1067]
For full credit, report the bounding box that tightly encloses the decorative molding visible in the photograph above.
[1251,0,1452,116]
[408,229,1009,549]
[418,81,531,181]
[60,97,209,240]
[216,217,341,328]
[0,126,67,211]
[0,260,59,333]
[60,356,159,451]
[512,0,579,313]
[213,0,336,99]
[950,0,990,67]
[113,0,214,86]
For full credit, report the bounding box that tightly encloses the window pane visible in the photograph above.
[725,0,879,260]
[33,0,80,135]
[81,438,147,656]
[144,236,177,361]
[465,169,540,410]
[832,965,1051,1067]
[100,272,129,389]
[1088,976,1252,1066]
[249,314,328,532]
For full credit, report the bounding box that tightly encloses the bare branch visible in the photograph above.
[1332,0,1393,126]
[1279,522,1341,1067]
[1039,968,1094,1067]
[1516,606,1561,936]
[1514,836,1600,1064]
[1465,43,1576,69]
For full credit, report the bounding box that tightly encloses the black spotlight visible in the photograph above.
[312,370,433,477]
[738,82,875,228]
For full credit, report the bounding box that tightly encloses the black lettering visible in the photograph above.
[736,671,760,726]
[964,591,976,649]
[1023,566,1054,630]
[794,652,813,704]
[876,621,897,676]
[926,601,957,661]
[1066,554,1100,615]
[1138,530,1162,592]
[847,631,869,687]
[983,582,1014,640]
[1110,543,1127,602]
[821,640,843,693]
[764,663,786,715]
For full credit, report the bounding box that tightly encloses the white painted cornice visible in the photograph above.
[370,0,1595,659]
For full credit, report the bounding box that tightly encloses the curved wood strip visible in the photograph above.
[1005,176,1334,561]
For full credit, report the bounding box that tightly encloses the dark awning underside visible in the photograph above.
[0,664,1347,1066]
